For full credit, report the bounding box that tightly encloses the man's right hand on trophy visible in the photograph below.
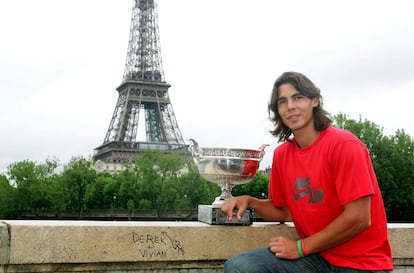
[221,195,252,221]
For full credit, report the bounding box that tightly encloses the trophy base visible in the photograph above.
[197,204,253,225]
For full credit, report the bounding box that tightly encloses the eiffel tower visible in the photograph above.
[94,0,188,165]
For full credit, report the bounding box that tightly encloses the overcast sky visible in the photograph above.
[1,0,413,174]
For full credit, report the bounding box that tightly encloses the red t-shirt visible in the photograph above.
[269,126,393,270]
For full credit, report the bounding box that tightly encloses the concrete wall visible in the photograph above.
[0,220,413,273]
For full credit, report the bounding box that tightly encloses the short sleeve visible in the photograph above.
[330,139,375,205]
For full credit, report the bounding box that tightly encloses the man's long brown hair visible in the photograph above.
[268,72,332,142]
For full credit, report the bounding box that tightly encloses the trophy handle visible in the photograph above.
[258,144,270,159]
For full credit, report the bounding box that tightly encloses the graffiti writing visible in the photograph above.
[131,231,184,258]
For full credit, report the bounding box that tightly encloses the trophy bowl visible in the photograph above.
[189,139,268,225]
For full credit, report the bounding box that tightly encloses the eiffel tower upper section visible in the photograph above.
[94,0,187,164]
[122,0,165,84]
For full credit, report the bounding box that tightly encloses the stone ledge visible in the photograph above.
[0,220,413,273]
[1,261,226,273]
[0,222,9,265]
[0,221,297,264]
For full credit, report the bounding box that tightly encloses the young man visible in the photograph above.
[221,72,393,273]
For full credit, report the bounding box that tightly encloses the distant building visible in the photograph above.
[93,160,125,174]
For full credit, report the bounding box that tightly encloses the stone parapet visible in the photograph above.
[0,220,413,273]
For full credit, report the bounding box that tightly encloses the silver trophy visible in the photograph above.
[189,139,268,225]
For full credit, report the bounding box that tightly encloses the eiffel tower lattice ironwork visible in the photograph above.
[94,0,187,164]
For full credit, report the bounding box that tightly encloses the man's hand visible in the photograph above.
[268,236,300,260]
[222,196,290,222]
[220,196,251,221]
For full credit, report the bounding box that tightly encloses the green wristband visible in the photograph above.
[297,239,305,258]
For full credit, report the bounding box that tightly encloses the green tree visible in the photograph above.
[132,149,187,216]
[60,156,97,217]
[175,163,221,209]
[115,168,140,209]
[380,130,414,220]
[102,174,121,208]
[84,172,114,209]
[6,158,58,215]
[47,174,71,217]
[232,171,269,199]
[0,175,17,218]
